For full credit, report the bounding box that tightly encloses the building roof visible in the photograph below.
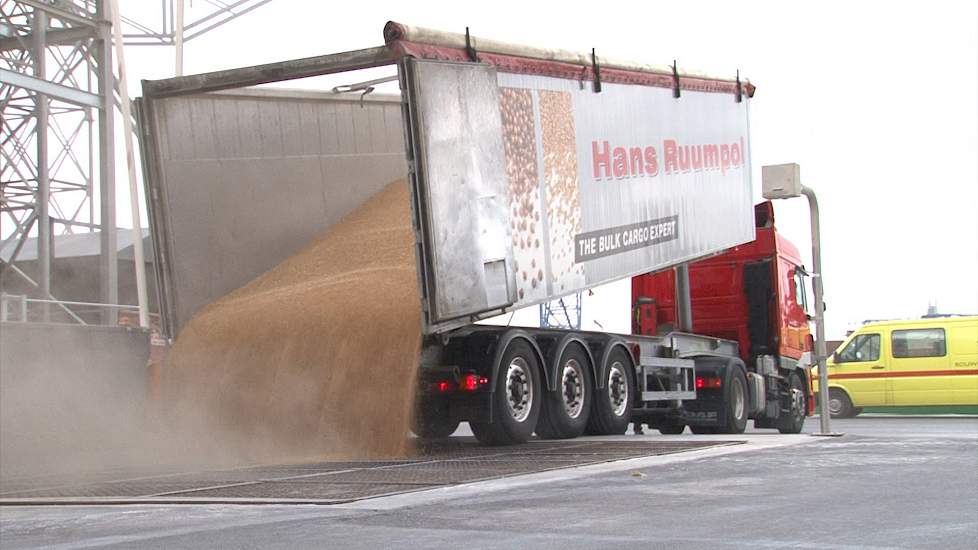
[0,229,153,263]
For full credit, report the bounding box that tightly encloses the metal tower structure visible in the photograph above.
[1,0,271,325]
[539,293,583,330]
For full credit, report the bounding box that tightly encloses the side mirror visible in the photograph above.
[831,351,839,363]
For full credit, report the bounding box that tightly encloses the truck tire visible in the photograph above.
[536,345,593,439]
[657,422,686,435]
[689,426,717,434]
[828,388,855,418]
[717,366,748,434]
[470,339,542,445]
[585,347,634,435]
[412,404,460,440]
[777,371,807,434]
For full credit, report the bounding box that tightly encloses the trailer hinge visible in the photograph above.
[464,27,479,62]
[591,48,602,93]
[672,60,681,99]
[735,69,743,103]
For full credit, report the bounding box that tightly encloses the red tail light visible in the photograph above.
[433,375,488,393]
[695,376,722,390]
[434,381,455,393]
[460,374,489,392]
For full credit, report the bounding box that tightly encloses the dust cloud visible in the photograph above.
[0,179,422,484]
[0,325,154,481]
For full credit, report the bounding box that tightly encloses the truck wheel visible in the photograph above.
[585,347,634,435]
[536,345,593,439]
[470,339,542,445]
[717,367,748,434]
[777,371,807,434]
[828,388,855,418]
[657,422,686,435]
[689,426,716,434]
[412,404,460,440]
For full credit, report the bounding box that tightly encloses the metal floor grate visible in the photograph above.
[0,438,740,504]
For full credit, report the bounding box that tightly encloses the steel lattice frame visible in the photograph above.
[119,0,273,46]
[1,0,104,324]
[0,0,271,324]
[539,293,583,331]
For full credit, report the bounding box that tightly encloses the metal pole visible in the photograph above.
[97,1,119,325]
[174,0,185,76]
[675,264,693,332]
[802,185,836,435]
[108,0,150,329]
[32,9,51,322]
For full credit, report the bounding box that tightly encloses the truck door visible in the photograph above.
[832,332,886,406]
[781,263,810,360]
[888,327,951,406]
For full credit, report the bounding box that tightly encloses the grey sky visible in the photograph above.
[120,0,978,338]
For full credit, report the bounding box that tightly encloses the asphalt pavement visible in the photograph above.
[1,416,976,549]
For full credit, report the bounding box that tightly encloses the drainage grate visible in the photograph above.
[0,439,739,504]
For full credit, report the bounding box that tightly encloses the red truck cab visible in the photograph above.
[632,202,816,423]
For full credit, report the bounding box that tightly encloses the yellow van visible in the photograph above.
[815,316,978,417]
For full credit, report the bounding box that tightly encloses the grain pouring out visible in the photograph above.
[162,179,422,463]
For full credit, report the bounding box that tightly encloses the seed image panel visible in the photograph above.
[539,90,585,294]
[499,87,547,303]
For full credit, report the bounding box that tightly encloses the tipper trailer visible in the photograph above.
[137,22,813,446]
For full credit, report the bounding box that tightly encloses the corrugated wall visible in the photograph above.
[144,90,407,336]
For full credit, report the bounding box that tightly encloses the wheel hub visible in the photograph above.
[790,388,805,419]
[607,361,628,417]
[828,396,843,415]
[506,357,532,423]
[561,359,585,419]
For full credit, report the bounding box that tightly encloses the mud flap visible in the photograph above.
[680,356,743,428]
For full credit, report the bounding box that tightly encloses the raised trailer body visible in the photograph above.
[137,22,809,445]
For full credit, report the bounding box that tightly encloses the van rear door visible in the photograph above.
[948,321,978,405]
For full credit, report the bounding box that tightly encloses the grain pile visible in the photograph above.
[162,179,420,464]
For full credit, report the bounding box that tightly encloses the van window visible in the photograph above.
[892,328,946,358]
[838,334,880,362]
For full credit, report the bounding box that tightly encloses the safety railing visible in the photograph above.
[0,293,156,327]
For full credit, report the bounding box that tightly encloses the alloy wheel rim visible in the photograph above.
[828,396,843,415]
[506,357,532,423]
[561,359,585,419]
[791,382,806,422]
[607,361,628,417]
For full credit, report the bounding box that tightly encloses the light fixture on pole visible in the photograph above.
[761,163,843,437]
